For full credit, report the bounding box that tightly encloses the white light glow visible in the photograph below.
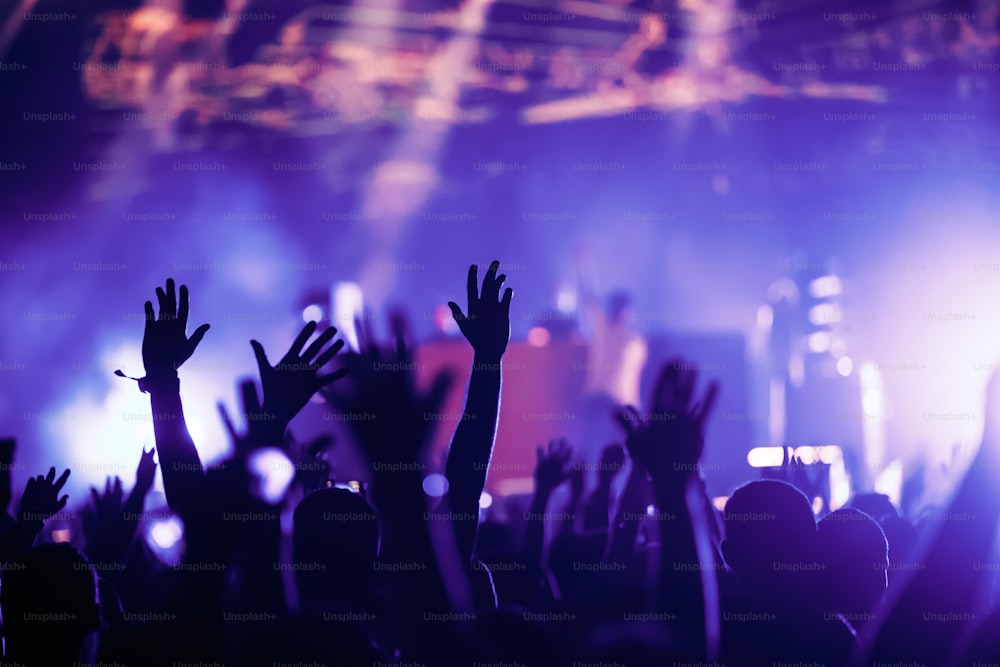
[248,447,296,504]
[747,446,786,468]
[556,286,578,313]
[809,303,842,325]
[332,282,364,352]
[808,332,831,353]
[148,515,184,550]
[422,473,449,497]
[302,304,324,323]
[809,275,842,299]
[837,357,853,377]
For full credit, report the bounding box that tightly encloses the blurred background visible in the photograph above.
[2,0,1000,518]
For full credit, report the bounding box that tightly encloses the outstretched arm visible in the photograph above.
[141,279,210,517]
[444,261,513,564]
[615,361,720,658]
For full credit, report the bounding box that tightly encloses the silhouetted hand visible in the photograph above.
[534,438,572,497]
[219,378,289,452]
[19,467,70,523]
[323,317,452,471]
[142,278,210,374]
[615,359,719,481]
[448,261,513,362]
[87,476,124,523]
[250,321,348,429]
[134,446,157,495]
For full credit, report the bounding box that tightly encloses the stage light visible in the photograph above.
[863,390,883,414]
[479,491,493,509]
[52,529,71,543]
[808,303,842,326]
[145,512,186,567]
[807,332,831,353]
[837,357,853,377]
[812,497,824,514]
[556,286,578,313]
[422,473,449,497]
[248,447,295,505]
[527,327,551,347]
[302,304,324,323]
[332,282,364,352]
[809,275,842,299]
[150,516,184,550]
[712,497,728,512]
[747,446,786,468]
[874,460,903,509]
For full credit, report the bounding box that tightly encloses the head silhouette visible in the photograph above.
[816,508,888,620]
[721,480,818,600]
[1,543,100,665]
[292,487,380,606]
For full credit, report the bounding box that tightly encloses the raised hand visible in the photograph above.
[615,359,719,481]
[142,278,210,374]
[534,438,573,497]
[134,446,157,494]
[250,321,348,430]
[323,316,452,471]
[448,261,513,362]
[89,476,124,520]
[218,379,288,451]
[19,467,70,523]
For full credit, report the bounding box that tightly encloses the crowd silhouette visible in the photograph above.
[3,263,1000,667]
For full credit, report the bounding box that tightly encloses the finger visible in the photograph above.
[677,366,697,407]
[652,362,677,412]
[501,287,513,312]
[288,321,319,359]
[466,264,478,309]
[144,301,156,333]
[302,327,336,363]
[218,402,238,442]
[314,338,345,369]
[483,261,501,300]
[187,323,210,352]
[155,287,167,320]
[114,477,122,495]
[56,495,68,511]
[166,278,177,318]
[694,381,720,424]
[178,284,190,328]
[317,367,350,388]
[45,467,56,484]
[240,380,262,415]
[447,301,467,323]
[90,487,101,507]
[250,340,272,377]
[486,272,506,302]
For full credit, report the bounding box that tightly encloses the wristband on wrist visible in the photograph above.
[115,368,180,394]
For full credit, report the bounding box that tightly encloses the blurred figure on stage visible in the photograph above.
[576,254,648,495]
